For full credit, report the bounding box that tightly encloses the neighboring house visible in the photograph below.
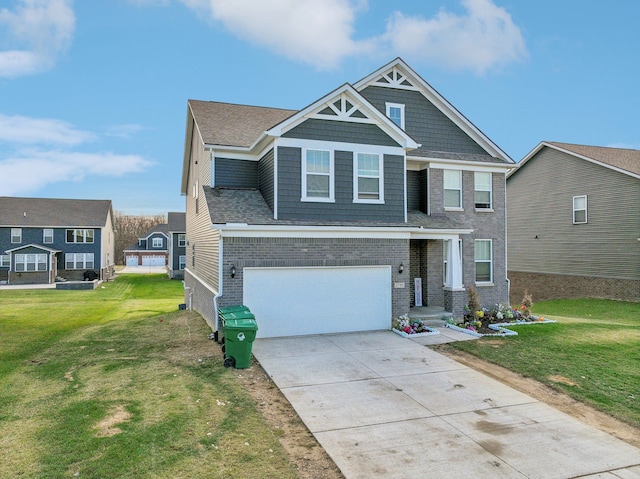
[168,212,186,279]
[181,58,515,338]
[0,197,116,285]
[507,142,640,303]
[123,224,169,267]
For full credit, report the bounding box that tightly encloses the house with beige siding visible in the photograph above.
[180,58,515,338]
[507,142,640,303]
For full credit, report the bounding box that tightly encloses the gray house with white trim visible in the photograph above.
[181,58,515,338]
[168,212,186,279]
[0,197,116,285]
[507,142,640,303]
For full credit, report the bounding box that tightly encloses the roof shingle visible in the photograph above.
[548,142,640,176]
[0,197,112,227]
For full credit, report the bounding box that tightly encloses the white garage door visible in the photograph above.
[243,266,391,338]
[125,256,138,266]
[142,255,165,266]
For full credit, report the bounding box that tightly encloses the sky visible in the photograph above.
[0,0,638,215]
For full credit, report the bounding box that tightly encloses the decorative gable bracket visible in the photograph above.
[372,66,417,91]
[311,92,374,124]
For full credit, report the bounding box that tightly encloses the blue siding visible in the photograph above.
[215,158,259,188]
[171,233,186,271]
[283,119,400,147]
[359,86,486,155]
[277,147,405,222]
[258,149,275,211]
[0,226,103,269]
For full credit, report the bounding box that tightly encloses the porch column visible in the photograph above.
[445,237,463,289]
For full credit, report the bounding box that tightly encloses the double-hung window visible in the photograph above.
[474,172,492,209]
[444,170,462,209]
[386,103,405,129]
[355,153,383,202]
[474,239,493,283]
[573,195,587,224]
[303,149,333,201]
[15,254,47,272]
[179,255,186,270]
[43,228,54,243]
[66,229,94,244]
[178,234,186,247]
[152,237,163,248]
[0,255,10,267]
[65,253,94,270]
[11,228,21,243]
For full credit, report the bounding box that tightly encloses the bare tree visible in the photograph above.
[114,211,166,264]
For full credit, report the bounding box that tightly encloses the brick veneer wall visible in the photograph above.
[509,271,640,304]
[221,237,410,319]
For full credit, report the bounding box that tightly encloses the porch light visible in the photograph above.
[398,263,404,274]
[230,265,236,278]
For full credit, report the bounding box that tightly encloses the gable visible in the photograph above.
[353,58,513,163]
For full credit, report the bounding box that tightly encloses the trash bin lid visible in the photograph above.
[221,310,255,321]
[223,318,258,331]
[218,305,250,314]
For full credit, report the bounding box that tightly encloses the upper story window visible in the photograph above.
[444,170,462,209]
[0,254,9,267]
[66,229,94,244]
[474,172,492,209]
[475,239,493,284]
[178,234,186,247]
[354,153,383,203]
[152,237,163,248]
[302,149,333,202]
[573,195,587,224]
[43,228,54,244]
[15,253,47,272]
[385,103,405,129]
[11,228,21,243]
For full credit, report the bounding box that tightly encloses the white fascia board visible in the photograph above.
[277,137,406,156]
[354,58,512,163]
[412,157,515,173]
[214,224,473,239]
[266,83,419,150]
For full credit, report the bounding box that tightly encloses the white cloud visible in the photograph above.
[105,124,146,139]
[180,0,526,74]
[0,150,152,195]
[0,113,95,145]
[382,0,527,74]
[0,113,152,195]
[0,0,75,78]
[179,0,374,70]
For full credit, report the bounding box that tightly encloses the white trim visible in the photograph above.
[353,58,513,162]
[413,158,512,172]
[277,137,405,156]
[214,224,473,240]
[573,195,588,224]
[385,102,405,129]
[353,152,384,204]
[273,141,279,220]
[302,148,334,202]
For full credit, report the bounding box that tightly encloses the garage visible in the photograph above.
[142,255,166,266]
[243,266,391,338]
[125,256,139,266]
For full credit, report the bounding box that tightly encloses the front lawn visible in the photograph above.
[0,275,312,478]
[442,299,640,428]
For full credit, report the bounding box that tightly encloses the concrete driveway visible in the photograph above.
[252,331,640,479]
[118,265,168,274]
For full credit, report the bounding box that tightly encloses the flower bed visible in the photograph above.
[391,315,440,338]
[446,316,558,337]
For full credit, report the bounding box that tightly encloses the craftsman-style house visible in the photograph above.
[180,58,515,337]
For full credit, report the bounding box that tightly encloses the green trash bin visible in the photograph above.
[223,317,258,369]
[216,305,252,342]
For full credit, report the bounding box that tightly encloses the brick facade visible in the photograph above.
[509,271,640,304]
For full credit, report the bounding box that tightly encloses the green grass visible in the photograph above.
[0,275,301,479]
[444,299,640,428]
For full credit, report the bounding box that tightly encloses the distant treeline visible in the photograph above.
[114,212,166,265]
